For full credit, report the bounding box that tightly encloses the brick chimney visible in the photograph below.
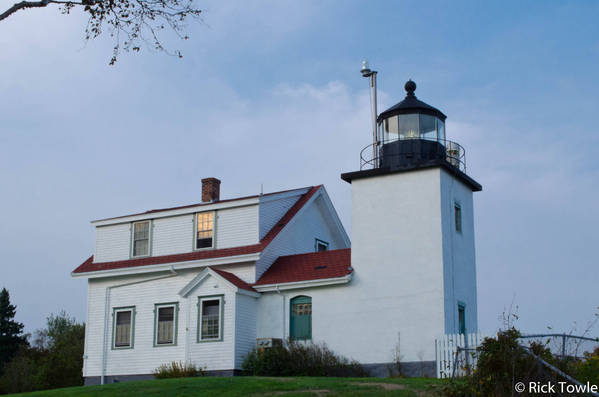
[201,178,221,202]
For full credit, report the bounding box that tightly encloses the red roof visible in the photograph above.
[210,267,255,292]
[73,186,321,274]
[253,248,352,286]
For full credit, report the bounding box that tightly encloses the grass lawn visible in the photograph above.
[11,376,443,397]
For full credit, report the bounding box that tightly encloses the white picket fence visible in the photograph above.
[435,332,488,378]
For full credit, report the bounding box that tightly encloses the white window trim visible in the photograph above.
[198,295,223,342]
[194,211,216,251]
[131,220,152,258]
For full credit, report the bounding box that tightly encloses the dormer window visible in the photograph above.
[196,212,214,249]
[132,221,150,257]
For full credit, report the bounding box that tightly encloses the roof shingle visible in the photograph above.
[210,267,255,292]
[253,248,352,286]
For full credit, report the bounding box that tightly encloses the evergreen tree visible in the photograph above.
[0,288,27,371]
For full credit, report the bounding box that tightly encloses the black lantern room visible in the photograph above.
[374,80,463,171]
[342,74,480,192]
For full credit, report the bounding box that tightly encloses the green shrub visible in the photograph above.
[153,361,204,379]
[574,347,599,384]
[438,328,554,397]
[242,339,367,377]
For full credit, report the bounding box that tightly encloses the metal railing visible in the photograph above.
[520,333,599,359]
[359,137,467,173]
[437,332,599,396]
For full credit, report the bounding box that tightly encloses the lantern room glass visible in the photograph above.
[380,113,445,144]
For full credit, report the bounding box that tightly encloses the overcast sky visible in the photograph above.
[1,1,598,337]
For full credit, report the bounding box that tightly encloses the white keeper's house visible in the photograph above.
[73,79,482,384]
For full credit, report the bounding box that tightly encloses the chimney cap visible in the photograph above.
[201,177,221,184]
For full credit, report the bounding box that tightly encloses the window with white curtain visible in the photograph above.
[132,221,150,257]
[113,307,134,349]
[154,303,178,346]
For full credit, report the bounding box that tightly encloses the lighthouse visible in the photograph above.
[341,76,482,375]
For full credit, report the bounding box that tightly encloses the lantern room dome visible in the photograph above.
[377,80,446,122]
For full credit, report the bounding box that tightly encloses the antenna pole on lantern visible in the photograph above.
[361,60,378,168]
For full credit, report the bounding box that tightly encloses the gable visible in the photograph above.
[254,186,351,280]
[258,189,308,240]
[179,267,258,297]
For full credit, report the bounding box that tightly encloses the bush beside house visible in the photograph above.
[242,339,367,377]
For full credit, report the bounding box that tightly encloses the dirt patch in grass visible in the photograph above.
[351,382,407,390]
[258,390,330,396]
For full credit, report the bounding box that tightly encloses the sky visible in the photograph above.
[0,1,598,337]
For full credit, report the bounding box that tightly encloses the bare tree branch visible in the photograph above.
[0,0,202,64]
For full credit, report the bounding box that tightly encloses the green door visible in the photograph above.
[290,296,312,340]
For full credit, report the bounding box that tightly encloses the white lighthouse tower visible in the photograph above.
[340,77,482,375]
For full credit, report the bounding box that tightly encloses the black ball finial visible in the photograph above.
[405,79,416,96]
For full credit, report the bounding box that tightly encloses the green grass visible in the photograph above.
[10,376,443,397]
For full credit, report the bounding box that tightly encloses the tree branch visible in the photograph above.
[0,0,83,21]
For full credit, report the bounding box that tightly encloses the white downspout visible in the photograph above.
[101,266,177,385]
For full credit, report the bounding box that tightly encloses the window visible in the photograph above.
[154,303,178,346]
[454,203,462,233]
[198,296,223,342]
[290,296,312,340]
[112,307,135,349]
[132,221,150,257]
[196,212,214,249]
[458,303,466,335]
[315,238,329,252]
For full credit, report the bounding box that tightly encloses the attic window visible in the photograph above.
[315,238,328,252]
[196,212,214,249]
[132,221,150,257]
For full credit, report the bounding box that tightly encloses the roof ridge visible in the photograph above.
[92,185,315,223]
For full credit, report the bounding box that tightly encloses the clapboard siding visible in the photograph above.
[84,269,244,377]
[255,193,350,279]
[94,224,131,262]
[258,195,301,240]
[215,205,259,249]
[152,215,194,256]
[234,294,257,368]
[93,204,259,263]
[186,274,236,370]
[217,262,256,284]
